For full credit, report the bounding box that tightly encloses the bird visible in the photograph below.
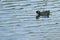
[36,10,50,19]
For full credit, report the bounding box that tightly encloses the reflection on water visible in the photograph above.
[0,0,60,40]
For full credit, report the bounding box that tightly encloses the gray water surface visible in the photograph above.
[0,0,60,40]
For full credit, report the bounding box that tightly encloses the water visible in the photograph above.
[0,0,60,40]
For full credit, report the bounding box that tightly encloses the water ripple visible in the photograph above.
[0,0,60,40]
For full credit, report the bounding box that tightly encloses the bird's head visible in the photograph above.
[36,10,41,14]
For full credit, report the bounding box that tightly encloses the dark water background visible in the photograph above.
[0,0,60,40]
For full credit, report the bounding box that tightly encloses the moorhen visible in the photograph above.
[36,10,50,19]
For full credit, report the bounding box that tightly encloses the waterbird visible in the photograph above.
[36,10,50,19]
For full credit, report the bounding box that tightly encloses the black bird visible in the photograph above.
[36,10,50,19]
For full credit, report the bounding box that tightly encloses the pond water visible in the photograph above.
[0,0,60,40]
